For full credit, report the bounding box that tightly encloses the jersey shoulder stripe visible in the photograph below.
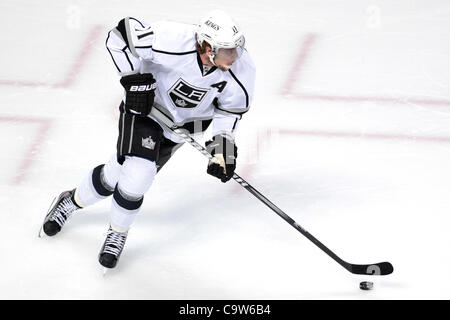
[105,31,122,73]
[116,18,130,49]
[137,31,154,40]
[228,69,249,109]
[151,48,197,55]
[129,17,146,28]
[150,21,197,55]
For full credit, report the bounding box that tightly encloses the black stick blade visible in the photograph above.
[347,262,394,275]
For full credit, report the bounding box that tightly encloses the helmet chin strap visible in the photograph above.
[208,53,217,66]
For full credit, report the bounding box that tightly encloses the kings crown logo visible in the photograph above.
[142,136,156,150]
[168,78,209,108]
[175,98,188,107]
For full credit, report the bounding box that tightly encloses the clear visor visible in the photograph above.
[215,45,244,64]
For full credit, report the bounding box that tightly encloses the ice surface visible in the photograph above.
[1,0,450,299]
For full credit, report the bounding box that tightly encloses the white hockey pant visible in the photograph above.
[74,154,157,231]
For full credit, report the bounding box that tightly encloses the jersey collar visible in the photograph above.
[197,52,217,77]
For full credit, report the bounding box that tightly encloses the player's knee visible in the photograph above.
[118,156,157,196]
[102,154,122,187]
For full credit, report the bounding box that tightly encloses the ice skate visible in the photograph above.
[98,225,128,269]
[39,189,81,237]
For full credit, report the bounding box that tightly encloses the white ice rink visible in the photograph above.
[1,0,450,299]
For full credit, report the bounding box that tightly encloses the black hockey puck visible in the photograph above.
[359,281,373,290]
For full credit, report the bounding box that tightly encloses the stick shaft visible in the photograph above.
[171,127,349,267]
[149,107,393,275]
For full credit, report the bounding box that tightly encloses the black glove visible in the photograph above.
[120,73,156,116]
[205,134,237,183]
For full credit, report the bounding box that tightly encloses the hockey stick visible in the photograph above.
[150,107,394,276]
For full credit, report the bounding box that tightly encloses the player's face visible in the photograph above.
[211,46,243,71]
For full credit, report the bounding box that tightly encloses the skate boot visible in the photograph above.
[40,189,81,237]
[99,225,128,269]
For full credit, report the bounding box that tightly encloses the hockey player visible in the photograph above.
[39,10,255,269]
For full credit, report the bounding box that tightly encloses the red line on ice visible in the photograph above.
[282,33,317,97]
[232,126,450,193]
[284,34,450,106]
[53,25,103,88]
[0,25,103,89]
[293,93,450,106]
[277,129,450,144]
[0,116,52,184]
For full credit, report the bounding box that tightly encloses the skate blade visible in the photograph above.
[38,196,58,238]
[102,267,113,277]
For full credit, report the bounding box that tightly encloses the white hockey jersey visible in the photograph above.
[106,17,256,143]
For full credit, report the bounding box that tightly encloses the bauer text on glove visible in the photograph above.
[120,73,157,116]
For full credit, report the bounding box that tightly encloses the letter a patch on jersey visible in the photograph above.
[168,78,209,108]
